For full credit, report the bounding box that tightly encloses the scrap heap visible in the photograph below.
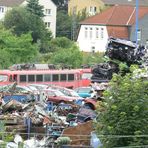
[91,37,148,82]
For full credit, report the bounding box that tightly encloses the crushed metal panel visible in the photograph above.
[62,121,93,146]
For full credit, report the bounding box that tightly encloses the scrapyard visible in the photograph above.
[0,38,147,148]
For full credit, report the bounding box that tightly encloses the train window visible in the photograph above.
[14,75,17,81]
[60,74,67,81]
[20,75,27,82]
[28,75,35,82]
[52,74,59,81]
[9,75,13,82]
[44,74,51,82]
[36,75,43,82]
[82,73,92,79]
[68,74,74,81]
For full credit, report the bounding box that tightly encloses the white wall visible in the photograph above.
[0,0,57,38]
[0,6,10,20]
[39,0,57,38]
[23,0,57,38]
[77,25,109,52]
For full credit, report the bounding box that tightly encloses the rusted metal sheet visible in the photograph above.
[62,121,93,146]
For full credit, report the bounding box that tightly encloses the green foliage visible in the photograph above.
[52,0,68,10]
[50,45,82,68]
[96,70,148,147]
[56,10,72,39]
[56,7,89,40]
[49,37,74,52]
[26,0,44,17]
[82,52,104,66]
[3,7,52,52]
[76,8,89,22]
[0,120,14,144]
[0,26,38,69]
[55,137,71,146]
[39,37,83,67]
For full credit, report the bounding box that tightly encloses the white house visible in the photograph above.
[0,0,57,38]
[77,5,148,52]
[77,24,108,52]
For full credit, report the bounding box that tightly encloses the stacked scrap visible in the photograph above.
[91,37,148,82]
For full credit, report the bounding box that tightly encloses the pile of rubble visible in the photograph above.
[91,37,148,82]
[0,90,97,147]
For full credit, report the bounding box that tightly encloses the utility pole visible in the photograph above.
[135,0,139,45]
[71,6,77,40]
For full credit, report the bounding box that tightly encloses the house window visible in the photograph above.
[96,28,99,39]
[84,27,88,38]
[89,6,97,15]
[45,9,51,15]
[94,7,97,13]
[90,6,93,12]
[90,28,93,39]
[101,28,104,39]
[72,6,77,15]
[0,7,4,13]
[146,40,148,48]
[137,29,141,41]
[91,46,95,53]
[45,22,50,28]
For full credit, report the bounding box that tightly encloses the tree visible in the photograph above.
[0,26,38,69]
[56,10,72,39]
[95,69,148,147]
[52,0,68,11]
[40,37,83,68]
[49,37,74,52]
[50,44,83,68]
[26,0,44,17]
[56,9,89,40]
[3,7,52,51]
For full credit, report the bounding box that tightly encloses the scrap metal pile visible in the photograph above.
[0,83,99,147]
[91,37,148,82]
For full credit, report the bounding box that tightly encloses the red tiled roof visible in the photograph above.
[80,5,148,26]
[129,6,148,25]
[107,26,129,39]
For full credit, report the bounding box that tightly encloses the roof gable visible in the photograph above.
[0,0,25,7]
[102,0,148,6]
[80,5,148,26]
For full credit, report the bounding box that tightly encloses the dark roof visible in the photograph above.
[0,0,25,7]
[80,5,148,26]
[102,0,148,6]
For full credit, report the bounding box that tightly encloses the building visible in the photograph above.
[68,0,105,16]
[102,0,148,6]
[77,5,148,52]
[0,0,57,38]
